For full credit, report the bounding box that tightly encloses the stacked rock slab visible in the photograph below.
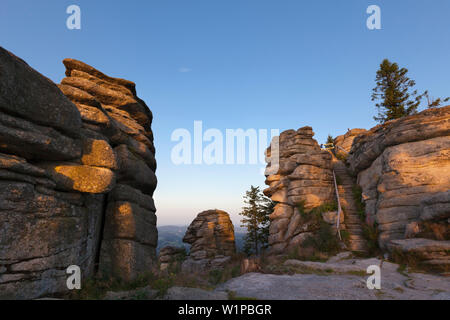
[333,128,367,158]
[182,210,236,272]
[159,246,186,271]
[0,47,157,299]
[59,59,158,281]
[347,107,450,270]
[264,127,336,253]
[0,48,109,299]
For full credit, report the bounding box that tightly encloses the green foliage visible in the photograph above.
[351,184,366,221]
[297,201,337,221]
[297,200,307,218]
[166,251,187,274]
[423,90,450,108]
[231,265,241,278]
[336,153,348,162]
[372,59,422,123]
[340,229,350,244]
[293,201,342,259]
[240,186,274,255]
[153,277,174,298]
[69,271,157,300]
[228,291,258,300]
[326,135,334,146]
[351,184,381,255]
[310,201,338,214]
[286,246,327,262]
[302,221,340,255]
[208,269,224,285]
[362,223,380,256]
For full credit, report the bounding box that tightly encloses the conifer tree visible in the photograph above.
[240,186,274,255]
[326,135,334,146]
[372,59,422,123]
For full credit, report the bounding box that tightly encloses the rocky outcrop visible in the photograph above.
[219,257,450,300]
[182,210,236,272]
[388,238,450,273]
[346,106,450,271]
[159,246,186,271]
[263,127,337,253]
[334,128,367,158]
[0,47,157,299]
[59,59,158,282]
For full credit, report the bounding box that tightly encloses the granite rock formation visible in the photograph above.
[159,246,186,271]
[264,127,337,253]
[182,210,236,272]
[333,128,367,158]
[0,47,157,299]
[347,106,450,271]
[60,59,158,281]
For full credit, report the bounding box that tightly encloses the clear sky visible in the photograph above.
[1,0,449,226]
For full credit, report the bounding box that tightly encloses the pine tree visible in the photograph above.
[326,135,334,146]
[240,186,274,256]
[372,59,422,123]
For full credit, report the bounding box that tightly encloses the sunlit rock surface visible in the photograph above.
[264,127,335,253]
[0,47,157,298]
[347,107,450,271]
[182,210,236,272]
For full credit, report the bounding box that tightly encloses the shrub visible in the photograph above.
[340,229,350,244]
[208,269,224,285]
[297,201,338,226]
[336,153,348,162]
[351,184,366,220]
[362,223,380,256]
[302,221,340,255]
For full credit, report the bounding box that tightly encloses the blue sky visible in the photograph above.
[1,0,449,226]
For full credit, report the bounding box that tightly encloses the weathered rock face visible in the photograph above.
[334,128,367,158]
[59,59,158,282]
[264,127,336,253]
[159,246,186,271]
[347,106,450,271]
[388,238,450,273]
[0,47,157,299]
[182,210,236,272]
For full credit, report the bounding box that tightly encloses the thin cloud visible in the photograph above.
[179,67,192,73]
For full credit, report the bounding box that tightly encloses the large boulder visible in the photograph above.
[346,107,450,270]
[182,210,236,272]
[0,48,82,135]
[388,238,450,273]
[348,108,450,249]
[0,48,158,298]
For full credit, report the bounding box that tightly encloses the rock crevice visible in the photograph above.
[0,48,158,299]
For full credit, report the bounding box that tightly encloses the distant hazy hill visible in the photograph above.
[157,225,189,252]
[157,225,246,253]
